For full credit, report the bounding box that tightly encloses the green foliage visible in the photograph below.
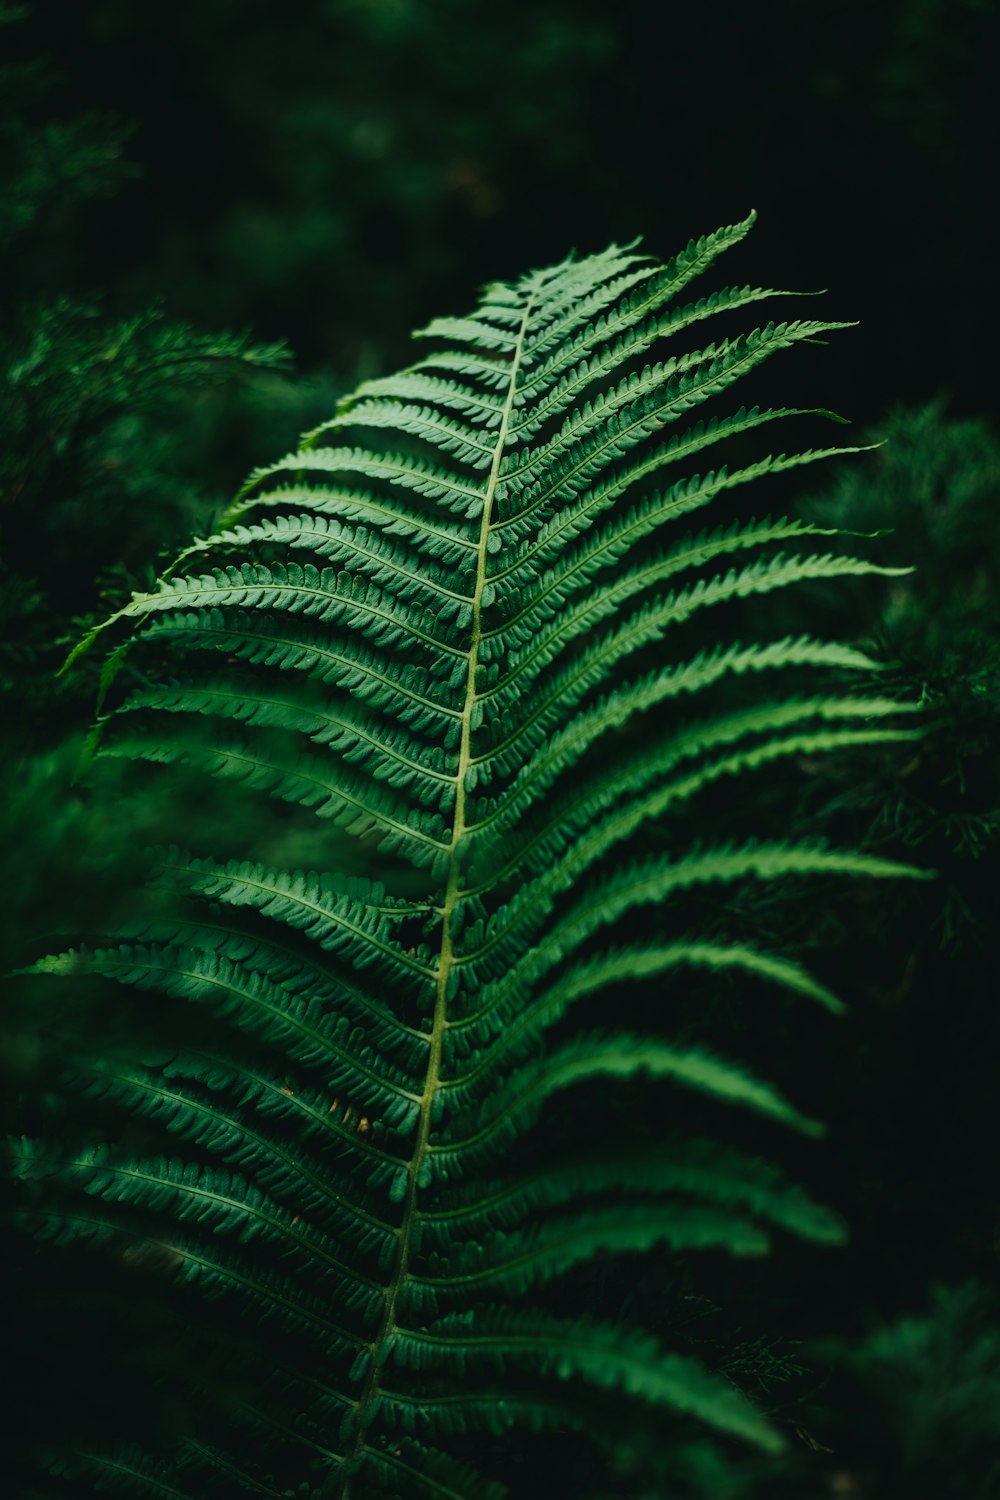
[0,4,295,748]
[789,400,1000,951]
[1,297,292,741]
[28,0,997,422]
[848,1284,1000,1493]
[8,216,926,1497]
[812,1284,1000,1499]
[0,0,133,254]
[671,399,1000,1499]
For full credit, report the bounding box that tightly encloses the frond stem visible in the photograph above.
[331,279,539,1498]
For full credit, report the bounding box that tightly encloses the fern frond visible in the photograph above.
[19,220,925,1497]
[392,1306,784,1452]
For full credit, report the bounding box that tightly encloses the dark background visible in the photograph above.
[9,0,1000,418]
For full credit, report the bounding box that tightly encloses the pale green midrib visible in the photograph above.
[331,403,499,456]
[169,861,438,980]
[180,1046,410,1168]
[118,914,432,1040]
[108,574,469,660]
[89,956,422,1101]
[141,617,464,720]
[109,736,452,855]
[110,1068,397,1238]
[333,282,538,1500]
[167,518,476,603]
[120,682,457,784]
[58,1153,383,1290]
[247,449,487,502]
[224,484,478,551]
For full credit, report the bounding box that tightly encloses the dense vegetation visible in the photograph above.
[3,3,998,1496]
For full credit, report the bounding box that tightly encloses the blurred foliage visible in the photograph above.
[795,400,1000,951]
[828,1283,1000,1499]
[2,0,1000,1494]
[0,0,134,250]
[1,302,294,736]
[0,3,338,750]
[6,0,998,416]
[687,400,1000,1496]
[785,1283,1000,1500]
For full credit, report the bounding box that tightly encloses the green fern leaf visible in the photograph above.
[15,218,927,1498]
